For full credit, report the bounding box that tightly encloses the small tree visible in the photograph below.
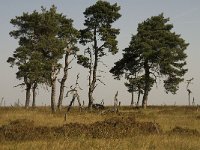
[111,14,189,108]
[78,1,121,109]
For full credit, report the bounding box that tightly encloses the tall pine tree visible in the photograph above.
[78,1,121,109]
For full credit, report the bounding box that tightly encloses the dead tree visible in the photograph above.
[66,74,82,112]
[186,78,194,106]
[192,97,195,106]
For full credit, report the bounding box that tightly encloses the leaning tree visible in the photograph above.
[77,1,121,109]
[111,14,189,108]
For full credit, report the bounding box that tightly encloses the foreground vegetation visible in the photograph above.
[0,106,200,150]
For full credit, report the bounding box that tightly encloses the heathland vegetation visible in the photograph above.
[0,106,200,149]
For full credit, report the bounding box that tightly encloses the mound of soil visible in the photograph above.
[170,126,199,136]
[0,119,35,140]
[0,117,161,141]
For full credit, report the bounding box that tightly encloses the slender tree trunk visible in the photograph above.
[32,83,37,108]
[25,83,31,109]
[88,51,93,110]
[131,90,134,107]
[142,61,150,109]
[51,78,56,113]
[114,91,118,113]
[57,52,69,110]
[88,87,93,110]
[51,65,57,113]
[137,90,141,107]
[67,94,76,112]
[88,28,98,110]
[142,90,148,109]
[76,93,82,112]
[188,92,191,106]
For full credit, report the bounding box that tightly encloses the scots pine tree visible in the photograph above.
[78,1,121,109]
[111,14,189,108]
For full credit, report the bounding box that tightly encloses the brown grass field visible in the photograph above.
[0,106,200,150]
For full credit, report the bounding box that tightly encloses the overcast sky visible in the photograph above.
[0,0,200,106]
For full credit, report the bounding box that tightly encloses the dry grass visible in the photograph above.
[0,106,200,150]
[0,107,105,127]
[1,135,200,150]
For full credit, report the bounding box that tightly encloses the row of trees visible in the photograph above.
[7,1,189,112]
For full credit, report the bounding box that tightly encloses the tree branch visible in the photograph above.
[97,79,106,86]
[13,83,26,88]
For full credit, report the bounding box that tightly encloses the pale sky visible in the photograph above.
[0,0,200,106]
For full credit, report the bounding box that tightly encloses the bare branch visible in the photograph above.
[98,60,108,68]
[97,79,106,86]
[75,73,80,85]
[186,78,194,89]
[66,89,77,97]
[68,56,75,65]
[13,83,26,88]
[98,43,105,51]
[67,67,72,70]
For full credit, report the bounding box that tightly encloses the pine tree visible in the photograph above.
[77,1,121,109]
[111,14,189,108]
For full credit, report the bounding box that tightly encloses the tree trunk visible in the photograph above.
[131,90,134,107]
[67,94,76,112]
[76,93,82,112]
[50,65,57,113]
[188,91,191,106]
[51,78,56,113]
[57,52,69,110]
[88,87,93,110]
[25,83,31,109]
[88,29,98,110]
[32,83,37,108]
[137,90,141,107]
[142,90,148,109]
[142,61,150,109]
[114,91,118,113]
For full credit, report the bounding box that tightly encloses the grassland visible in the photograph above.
[0,106,200,150]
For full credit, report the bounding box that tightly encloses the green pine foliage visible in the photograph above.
[110,14,189,108]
